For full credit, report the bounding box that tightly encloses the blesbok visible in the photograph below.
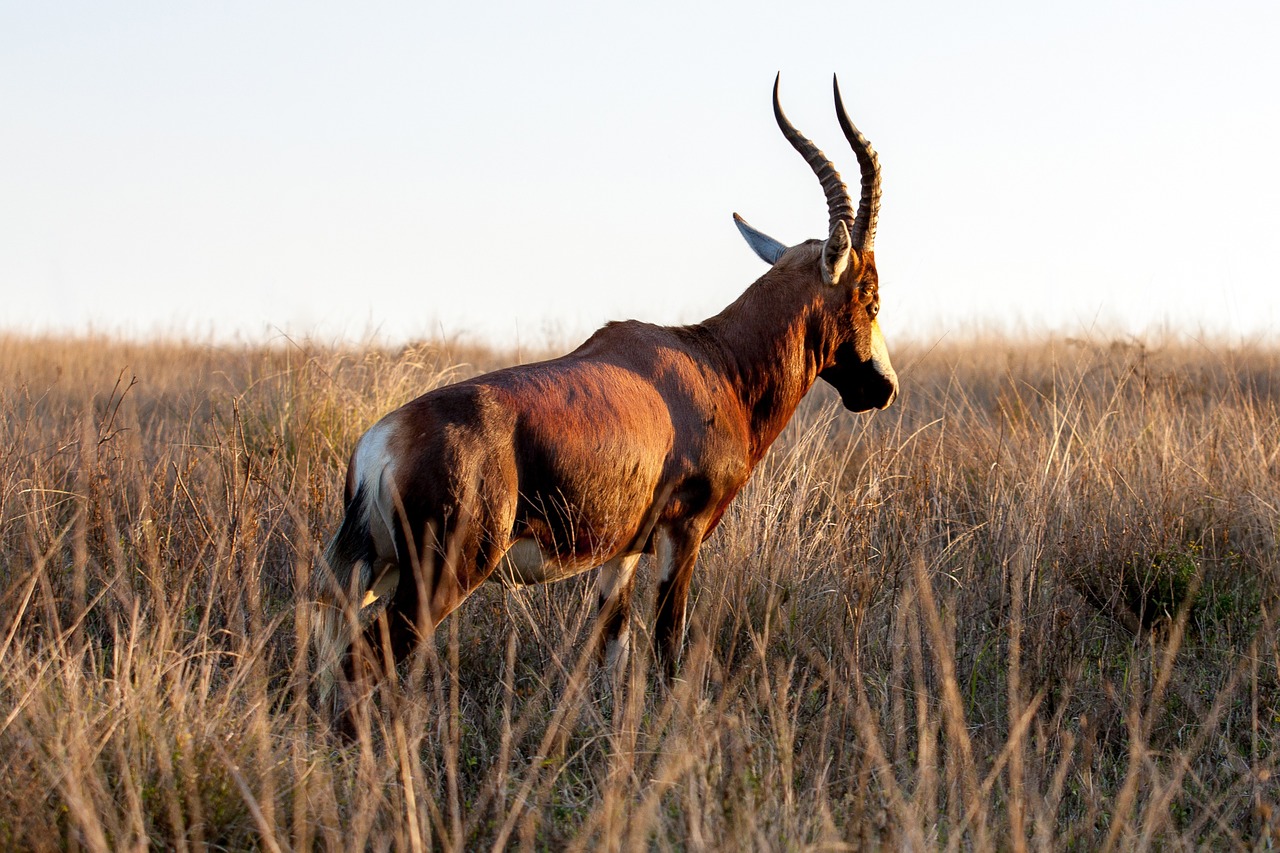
[312,74,898,712]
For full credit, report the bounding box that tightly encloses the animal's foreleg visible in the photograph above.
[653,528,701,680]
[596,552,642,680]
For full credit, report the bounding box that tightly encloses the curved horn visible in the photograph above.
[772,73,854,238]
[832,75,882,251]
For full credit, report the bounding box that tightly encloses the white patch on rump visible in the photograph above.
[352,418,396,500]
[352,418,400,570]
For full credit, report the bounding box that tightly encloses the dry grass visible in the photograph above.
[1,329,1278,850]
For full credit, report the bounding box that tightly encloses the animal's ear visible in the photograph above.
[821,219,852,285]
[733,213,786,265]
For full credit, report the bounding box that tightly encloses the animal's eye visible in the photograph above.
[860,284,878,313]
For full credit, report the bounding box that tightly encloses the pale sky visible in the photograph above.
[3,1,1278,347]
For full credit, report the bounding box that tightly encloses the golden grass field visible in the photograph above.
[1,330,1278,850]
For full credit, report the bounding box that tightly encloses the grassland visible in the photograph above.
[1,329,1278,850]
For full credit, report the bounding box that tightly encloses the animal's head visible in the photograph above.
[735,74,898,413]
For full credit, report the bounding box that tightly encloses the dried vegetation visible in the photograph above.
[1,330,1278,849]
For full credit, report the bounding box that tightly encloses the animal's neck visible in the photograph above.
[699,274,831,466]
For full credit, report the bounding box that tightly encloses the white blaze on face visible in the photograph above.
[870,319,898,405]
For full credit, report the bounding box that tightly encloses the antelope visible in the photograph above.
[312,74,898,714]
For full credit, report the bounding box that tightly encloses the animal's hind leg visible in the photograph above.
[332,561,420,739]
[338,563,404,694]
[357,535,463,682]
[375,558,429,669]
[596,552,642,680]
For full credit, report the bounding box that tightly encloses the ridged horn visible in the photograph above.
[772,73,854,240]
[832,75,881,251]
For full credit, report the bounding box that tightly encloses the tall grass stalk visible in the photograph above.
[1,331,1277,848]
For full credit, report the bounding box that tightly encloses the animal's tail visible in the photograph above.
[311,483,376,711]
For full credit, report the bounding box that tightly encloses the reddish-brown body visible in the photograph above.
[312,76,900,715]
